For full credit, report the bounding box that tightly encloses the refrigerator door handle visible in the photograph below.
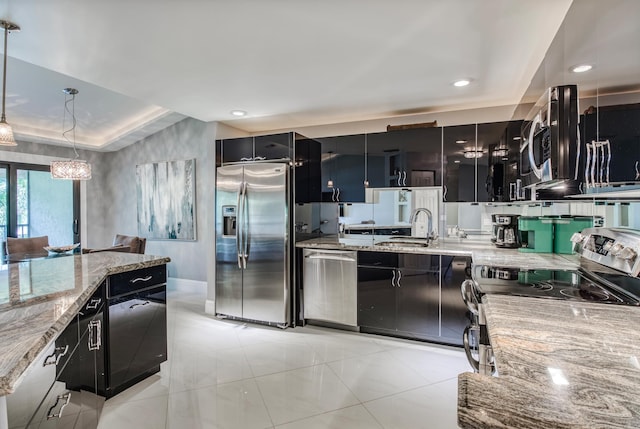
[236,181,244,269]
[241,181,249,269]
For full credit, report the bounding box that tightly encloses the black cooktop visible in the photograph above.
[473,266,640,306]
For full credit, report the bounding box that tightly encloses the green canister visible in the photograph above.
[518,216,554,253]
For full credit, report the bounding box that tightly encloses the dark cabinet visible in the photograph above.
[357,264,397,331]
[102,265,167,398]
[477,121,523,202]
[395,265,440,339]
[294,136,322,203]
[320,134,366,202]
[442,124,476,202]
[367,128,442,189]
[357,251,440,342]
[440,256,472,346]
[218,133,293,164]
[7,295,105,429]
[582,104,640,184]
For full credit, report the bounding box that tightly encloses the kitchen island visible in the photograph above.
[458,294,640,428]
[0,252,170,428]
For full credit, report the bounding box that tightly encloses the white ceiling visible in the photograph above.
[0,0,634,151]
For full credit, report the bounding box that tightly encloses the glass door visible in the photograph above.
[15,168,75,245]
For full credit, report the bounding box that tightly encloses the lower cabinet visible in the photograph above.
[357,252,441,343]
[440,256,472,346]
[357,251,470,346]
[105,285,167,397]
[7,292,105,429]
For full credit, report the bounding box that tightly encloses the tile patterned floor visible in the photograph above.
[97,280,468,429]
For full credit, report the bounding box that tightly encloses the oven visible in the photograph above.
[519,85,581,196]
[461,227,640,375]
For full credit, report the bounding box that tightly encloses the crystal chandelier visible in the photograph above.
[51,88,92,180]
[0,20,19,146]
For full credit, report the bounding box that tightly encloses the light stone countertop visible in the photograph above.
[458,295,640,428]
[296,235,580,269]
[0,252,170,396]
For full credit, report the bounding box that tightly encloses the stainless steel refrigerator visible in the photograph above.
[215,162,291,326]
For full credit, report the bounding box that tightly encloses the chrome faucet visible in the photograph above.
[410,208,435,241]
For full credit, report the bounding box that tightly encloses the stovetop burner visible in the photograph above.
[530,282,554,292]
[473,266,640,306]
[558,282,623,303]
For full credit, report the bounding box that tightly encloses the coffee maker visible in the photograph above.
[491,214,520,248]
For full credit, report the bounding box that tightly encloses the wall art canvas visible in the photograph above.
[136,159,196,240]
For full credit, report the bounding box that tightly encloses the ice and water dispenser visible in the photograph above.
[222,205,237,237]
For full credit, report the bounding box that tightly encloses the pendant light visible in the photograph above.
[50,88,92,180]
[0,20,19,146]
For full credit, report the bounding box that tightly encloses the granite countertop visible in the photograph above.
[0,252,170,396]
[296,236,579,269]
[458,295,640,428]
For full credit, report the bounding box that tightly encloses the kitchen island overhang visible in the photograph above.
[0,252,170,397]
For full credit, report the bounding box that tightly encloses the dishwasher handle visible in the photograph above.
[305,254,356,263]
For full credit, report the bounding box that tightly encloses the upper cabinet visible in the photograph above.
[442,124,476,202]
[477,121,522,202]
[319,134,366,203]
[367,127,442,188]
[294,136,322,204]
[441,121,523,202]
[218,133,293,164]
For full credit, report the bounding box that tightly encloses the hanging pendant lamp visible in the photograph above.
[0,20,19,146]
[50,88,92,180]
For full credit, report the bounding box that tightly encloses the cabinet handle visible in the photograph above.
[335,188,340,202]
[88,320,101,351]
[86,298,102,310]
[396,269,402,288]
[402,171,407,187]
[240,157,253,161]
[397,171,401,187]
[391,230,399,234]
[129,301,150,309]
[331,187,336,202]
[130,275,153,284]
[391,270,396,287]
[43,345,69,367]
[443,185,448,202]
[47,393,71,420]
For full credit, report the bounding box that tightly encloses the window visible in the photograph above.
[0,162,80,256]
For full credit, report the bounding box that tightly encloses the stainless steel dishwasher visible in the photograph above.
[303,249,358,328]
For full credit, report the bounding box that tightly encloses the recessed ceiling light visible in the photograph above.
[571,64,592,73]
[453,79,471,87]
[230,110,247,117]
[455,139,467,144]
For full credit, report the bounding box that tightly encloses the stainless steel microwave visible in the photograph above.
[519,85,580,192]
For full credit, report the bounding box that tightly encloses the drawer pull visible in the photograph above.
[43,345,69,367]
[130,275,153,284]
[88,320,101,351]
[130,301,150,309]
[86,298,102,310]
[47,392,71,420]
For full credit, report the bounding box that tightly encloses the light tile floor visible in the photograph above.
[97,280,469,429]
